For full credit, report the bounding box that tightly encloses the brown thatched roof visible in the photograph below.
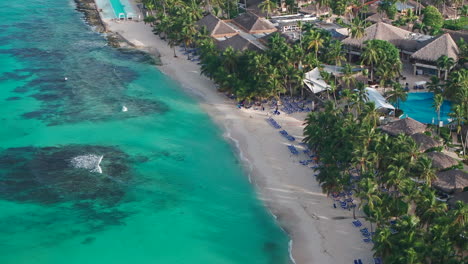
[216,35,263,52]
[410,33,459,62]
[197,14,237,37]
[411,133,443,152]
[365,13,392,24]
[426,152,460,170]
[381,117,427,136]
[433,170,468,194]
[232,12,276,34]
[448,191,468,206]
[342,22,412,48]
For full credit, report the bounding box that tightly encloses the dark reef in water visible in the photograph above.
[0,145,131,205]
[0,145,140,242]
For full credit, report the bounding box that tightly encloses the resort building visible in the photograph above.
[380,117,427,136]
[410,33,460,76]
[341,22,461,76]
[196,14,238,39]
[433,170,468,194]
[215,34,263,52]
[342,22,432,61]
[410,133,443,152]
[426,151,460,170]
[232,12,277,34]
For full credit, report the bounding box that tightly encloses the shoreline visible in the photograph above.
[82,2,374,263]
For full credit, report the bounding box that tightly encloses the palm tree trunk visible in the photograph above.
[173,46,177,57]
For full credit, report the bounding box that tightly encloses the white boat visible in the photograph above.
[122,106,128,112]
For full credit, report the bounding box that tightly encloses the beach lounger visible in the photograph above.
[363,238,372,243]
[354,260,359,264]
[358,260,363,264]
[374,257,382,264]
[352,220,362,227]
[287,145,299,155]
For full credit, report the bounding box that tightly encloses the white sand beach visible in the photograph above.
[98,11,374,263]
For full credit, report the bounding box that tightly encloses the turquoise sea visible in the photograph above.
[0,1,290,263]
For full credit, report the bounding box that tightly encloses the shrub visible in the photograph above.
[443,17,468,30]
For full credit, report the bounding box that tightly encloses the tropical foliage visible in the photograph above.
[303,96,467,263]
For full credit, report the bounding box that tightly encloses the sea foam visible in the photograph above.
[70,154,103,173]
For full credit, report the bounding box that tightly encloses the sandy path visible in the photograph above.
[102,18,374,263]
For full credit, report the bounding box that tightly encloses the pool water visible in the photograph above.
[109,0,133,17]
[398,92,452,124]
[96,0,135,19]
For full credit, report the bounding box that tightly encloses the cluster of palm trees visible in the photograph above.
[360,39,402,86]
[303,97,467,263]
[196,25,351,101]
[428,58,468,155]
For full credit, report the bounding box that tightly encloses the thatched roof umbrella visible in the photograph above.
[448,191,468,206]
[426,152,460,170]
[381,117,427,136]
[410,133,443,152]
[433,170,468,194]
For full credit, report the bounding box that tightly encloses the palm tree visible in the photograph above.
[361,40,381,82]
[258,0,277,18]
[347,17,367,39]
[326,40,345,66]
[426,76,443,94]
[340,64,355,89]
[436,55,455,80]
[404,8,419,31]
[415,156,437,185]
[432,93,444,133]
[449,103,468,155]
[387,83,408,113]
[305,29,324,60]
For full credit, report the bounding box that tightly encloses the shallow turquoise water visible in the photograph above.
[0,1,290,263]
[398,92,452,124]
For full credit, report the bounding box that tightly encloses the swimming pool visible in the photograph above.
[95,0,135,19]
[397,92,452,124]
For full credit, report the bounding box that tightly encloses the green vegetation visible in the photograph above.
[303,97,468,263]
[443,16,468,30]
[360,39,401,85]
[422,6,444,34]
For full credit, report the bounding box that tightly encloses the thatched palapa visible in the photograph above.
[410,33,459,63]
[197,14,238,38]
[216,35,263,52]
[342,22,412,48]
[433,169,468,194]
[380,117,426,136]
[232,12,277,34]
[448,191,468,206]
[410,133,442,152]
[426,152,460,170]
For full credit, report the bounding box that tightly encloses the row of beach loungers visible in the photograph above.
[354,259,381,264]
[279,130,295,141]
[267,116,382,264]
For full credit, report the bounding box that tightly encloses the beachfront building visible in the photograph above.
[410,133,443,152]
[433,170,468,194]
[196,14,238,39]
[342,22,432,61]
[215,34,263,52]
[341,22,462,76]
[410,33,460,77]
[380,117,427,136]
[232,12,277,34]
[426,151,460,170]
